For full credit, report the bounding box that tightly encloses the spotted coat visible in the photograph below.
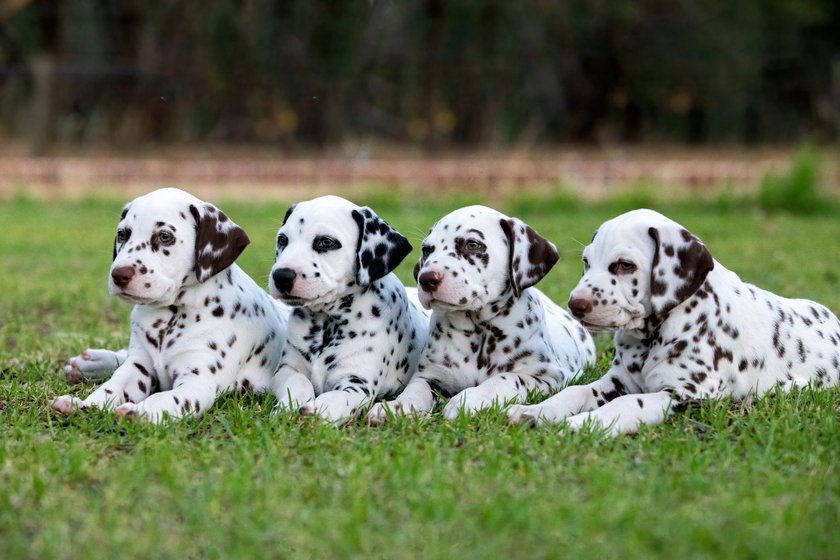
[368,205,596,423]
[51,188,289,422]
[508,208,840,435]
[268,195,430,424]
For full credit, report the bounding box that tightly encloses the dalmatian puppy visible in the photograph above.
[508,208,840,435]
[50,188,289,422]
[367,205,596,423]
[268,195,430,424]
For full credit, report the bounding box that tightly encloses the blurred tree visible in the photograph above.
[0,0,836,150]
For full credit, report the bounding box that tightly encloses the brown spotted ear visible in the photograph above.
[113,203,131,261]
[189,203,250,283]
[499,218,559,297]
[648,226,714,315]
[351,207,412,286]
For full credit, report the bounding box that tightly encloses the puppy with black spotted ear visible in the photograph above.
[269,195,430,424]
[508,208,840,435]
[51,188,289,422]
[367,205,596,423]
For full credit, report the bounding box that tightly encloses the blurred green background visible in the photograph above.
[1,0,838,153]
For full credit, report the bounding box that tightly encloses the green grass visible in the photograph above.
[1,190,839,559]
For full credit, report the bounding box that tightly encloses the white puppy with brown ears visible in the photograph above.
[367,205,595,423]
[51,188,289,422]
[268,195,430,424]
[508,208,840,435]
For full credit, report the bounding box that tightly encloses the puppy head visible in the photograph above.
[568,209,713,330]
[110,187,249,306]
[414,205,558,312]
[269,195,411,309]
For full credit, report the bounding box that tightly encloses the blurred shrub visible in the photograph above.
[758,144,824,214]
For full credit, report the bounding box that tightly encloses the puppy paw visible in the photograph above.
[301,392,356,425]
[366,401,412,425]
[443,387,492,420]
[114,403,153,424]
[50,395,85,415]
[506,404,540,426]
[64,349,122,383]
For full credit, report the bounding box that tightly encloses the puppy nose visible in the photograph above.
[272,268,297,293]
[418,270,443,293]
[568,297,593,318]
[111,266,135,288]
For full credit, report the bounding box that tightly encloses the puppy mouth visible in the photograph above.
[113,291,162,305]
[577,309,645,331]
[420,292,477,312]
[275,294,309,306]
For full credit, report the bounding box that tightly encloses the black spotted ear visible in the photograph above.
[499,218,559,297]
[189,203,250,283]
[281,203,297,226]
[113,203,131,261]
[351,207,412,286]
[648,226,714,315]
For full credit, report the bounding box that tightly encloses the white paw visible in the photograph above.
[115,403,160,424]
[366,402,390,425]
[299,392,356,425]
[506,404,540,426]
[366,401,414,425]
[442,387,492,420]
[50,395,85,415]
[64,349,122,383]
[563,413,587,432]
[563,412,617,436]
[507,404,574,426]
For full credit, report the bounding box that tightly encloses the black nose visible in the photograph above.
[111,266,135,288]
[568,297,593,318]
[272,268,297,294]
[418,270,443,293]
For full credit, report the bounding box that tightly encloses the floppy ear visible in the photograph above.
[351,207,413,286]
[648,225,714,315]
[112,203,131,261]
[281,203,297,226]
[189,203,250,283]
[499,218,559,297]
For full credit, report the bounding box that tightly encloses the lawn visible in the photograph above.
[1,188,839,559]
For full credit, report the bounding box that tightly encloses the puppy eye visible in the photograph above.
[464,239,485,252]
[158,231,175,245]
[277,233,288,248]
[582,257,590,272]
[313,236,341,252]
[609,260,637,274]
[116,229,128,243]
[421,245,432,257]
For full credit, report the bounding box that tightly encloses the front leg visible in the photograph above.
[443,372,561,420]
[508,369,637,426]
[51,357,155,414]
[564,391,675,436]
[366,376,436,425]
[114,375,220,423]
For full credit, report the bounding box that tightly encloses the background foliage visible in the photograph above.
[1,0,839,151]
